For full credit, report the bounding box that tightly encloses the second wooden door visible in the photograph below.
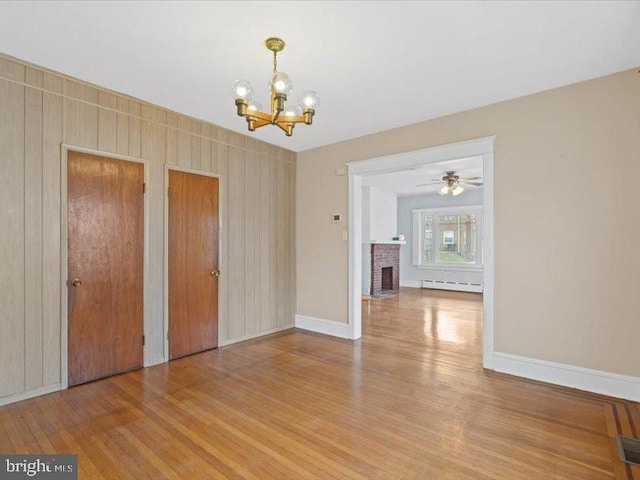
[169,170,219,359]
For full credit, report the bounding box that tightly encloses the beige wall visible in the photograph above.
[0,53,296,402]
[297,68,640,377]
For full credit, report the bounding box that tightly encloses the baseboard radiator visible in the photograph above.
[422,279,483,293]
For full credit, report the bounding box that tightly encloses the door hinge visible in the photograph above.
[167,331,170,341]
[142,335,145,346]
[143,182,146,194]
[167,187,171,197]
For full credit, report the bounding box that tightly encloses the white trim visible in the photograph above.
[400,279,422,288]
[412,205,483,215]
[368,240,406,245]
[482,150,495,369]
[220,325,294,347]
[60,145,150,389]
[295,315,352,339]
[164,165,223,362]
[0,384,62,407]
[348,174,362,340]
[348,139,494,176]
[493,352,640,402]
[411,210,421,265]
[165,164,222,179]
[347,136,496,367]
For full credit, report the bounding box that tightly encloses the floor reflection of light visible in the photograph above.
[424,309,463,344]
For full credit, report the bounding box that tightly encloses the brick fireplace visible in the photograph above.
[370,243,400,297]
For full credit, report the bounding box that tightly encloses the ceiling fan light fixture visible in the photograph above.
[452,185,464,196]
[417,170,480,196]
[231,37,319,137]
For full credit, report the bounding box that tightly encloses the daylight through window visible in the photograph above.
[413,208,482,267]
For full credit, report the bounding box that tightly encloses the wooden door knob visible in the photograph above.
[71,278,83,287]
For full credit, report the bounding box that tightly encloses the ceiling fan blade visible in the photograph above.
[462,176,482,181]
[460,181,484,186]
[416,182,441,187]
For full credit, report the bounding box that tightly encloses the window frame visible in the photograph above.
[412,205,483,271]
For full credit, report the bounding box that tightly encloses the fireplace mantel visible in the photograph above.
[366,240,407,245]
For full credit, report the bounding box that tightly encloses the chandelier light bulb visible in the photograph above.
[452,185,464,196]
[283,103,301,117]
[270,72,293,96]
[298,90,319,110]
[231,79,254,100]
[247,100,263,112]
[439,186,450,196]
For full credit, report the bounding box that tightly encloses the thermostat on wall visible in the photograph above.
[333,214,342,223]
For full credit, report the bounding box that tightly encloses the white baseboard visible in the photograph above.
[400,279,422,288]
[422,279,483,293]
[0,383,62,407]
[493,352,640,402]
[220,324,294,347]
[295,314,352,339]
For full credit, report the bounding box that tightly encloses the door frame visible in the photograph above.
[346,136,496,369]
[164,165,222,362]
[60,145,149,389]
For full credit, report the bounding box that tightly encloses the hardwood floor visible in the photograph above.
[1,287,638,479]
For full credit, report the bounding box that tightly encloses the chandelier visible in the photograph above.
[231,37,319,137]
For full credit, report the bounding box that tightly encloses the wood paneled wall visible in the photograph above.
[0,53,296,403]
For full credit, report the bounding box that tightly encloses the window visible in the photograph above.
[412,208,482,268]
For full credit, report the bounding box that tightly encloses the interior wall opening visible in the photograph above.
[347,136,495,368]
[357,155,485,359]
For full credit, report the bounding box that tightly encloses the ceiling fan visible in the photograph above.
[416,171,483,196]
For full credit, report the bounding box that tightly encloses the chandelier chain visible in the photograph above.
[273,51,277,73]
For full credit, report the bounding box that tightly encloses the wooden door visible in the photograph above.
[169,170,219,359]
[67,151,144,386]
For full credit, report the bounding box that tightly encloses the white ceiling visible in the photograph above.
[363,156,483,197]
[0,1,638,152]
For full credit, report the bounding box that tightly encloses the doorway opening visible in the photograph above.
[347,136,495,369]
